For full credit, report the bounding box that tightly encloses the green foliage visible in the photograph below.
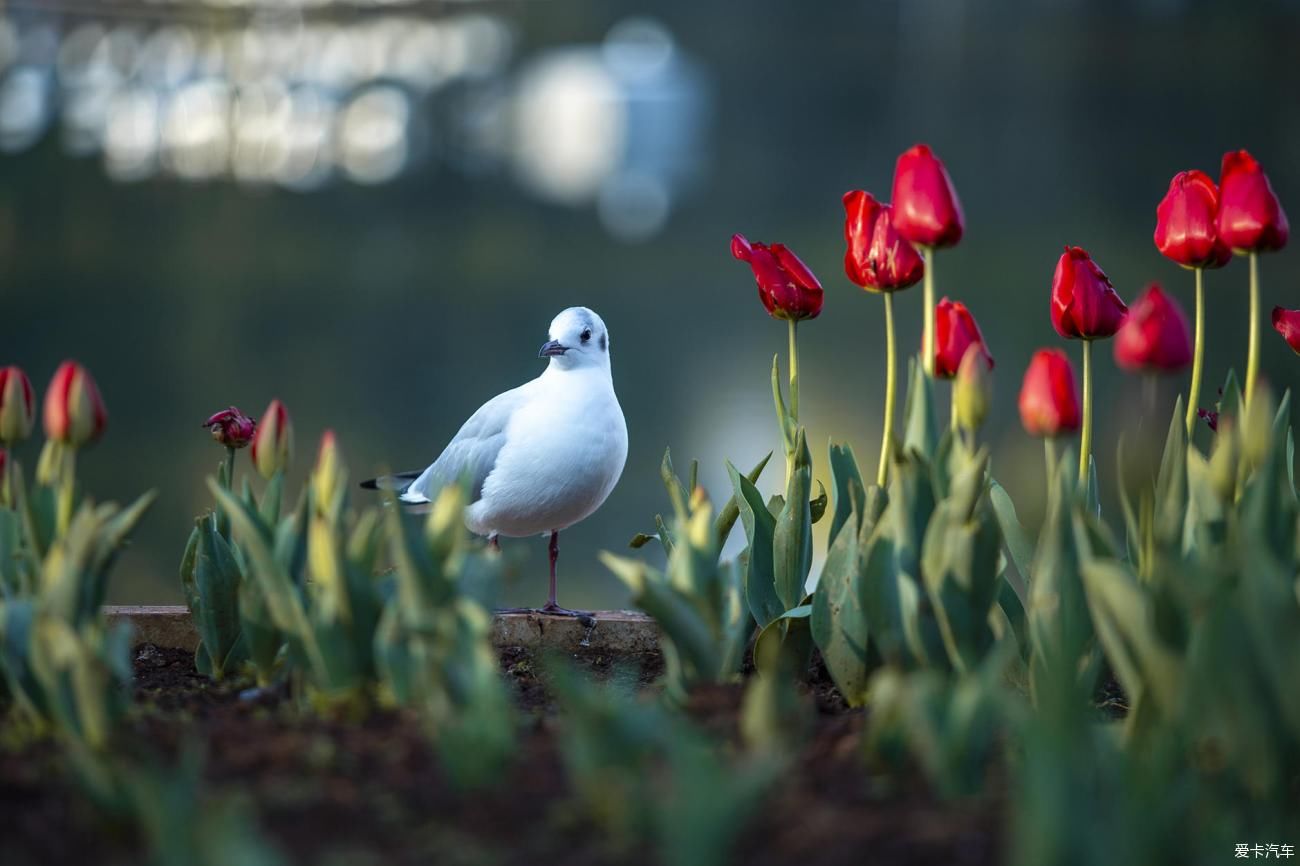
[69,744,287,866]
[549,660,778,866]
[373,483,514,787]
[211,457,386,704]
[811,364,1019,707]
[865,644,1017,798]
[179,454,292,684]
[604,488,749,703]
[0,490,154,749]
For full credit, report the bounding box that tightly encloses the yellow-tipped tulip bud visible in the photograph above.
[312,429,345,513]
[1241,383,1274,470]
[954,345,993,434]
[0,366,35,445]
[1207,417,1239,503]
[251,399,293,480]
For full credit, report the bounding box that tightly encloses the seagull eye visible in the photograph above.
[580,328,592,343]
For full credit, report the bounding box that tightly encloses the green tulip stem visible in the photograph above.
[1079,339,1093,484]
[787,318,800,429]
[876,291,897,489]
[784,318,800,485]
[1044,437,1058,488]
[56,447,76,536]
[1245,251,1260,408]
[1185,266,1205,437]
[921,247,935,378]
[950,381,959,433]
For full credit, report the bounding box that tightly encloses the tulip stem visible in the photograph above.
[1185,267,1205,437]
[876,292,897,489]
[785,319,800,484]
[1045,437,1058,488]
[787,318,800,429]
[921,247,935,378]
[1245,252,1260,408]
[57,447,76,537]
[1079,339,1093,484]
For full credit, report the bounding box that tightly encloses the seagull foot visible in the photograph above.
[539,602,595,621]
[495,605,596,623]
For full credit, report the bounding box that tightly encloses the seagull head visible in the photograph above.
[539,307,612,371]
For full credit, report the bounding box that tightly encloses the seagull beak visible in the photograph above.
[539,340,568,358]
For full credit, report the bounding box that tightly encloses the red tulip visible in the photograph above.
[251,399,293,479]
[1019,349,1081,437]
[933,298,993,379]
[1216,150,1289,253]
[1050,246,1128,341]
[43,361,107,447]
[891,144,964,249]
[204,407,256,449]
[1272,307,1300,355]
[0,365,35,445]
[842,191,925,292]
[730,234,824,321]
[1113,284,1193,373]
[1153,170,1231,269]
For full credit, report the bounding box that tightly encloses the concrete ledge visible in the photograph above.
[105,605,659,655]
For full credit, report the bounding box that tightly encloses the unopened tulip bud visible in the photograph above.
[1241,382,1274,469]
[1018,349,1081,437]
[1207,417,1239,503]
[312,429,345,510]
[251,399,293,479]
[934,298,993,379]
[0,366,35,445]
[1051,247,1128,341]
[1216,150,1289,254]
[891,144,965,250]
[954,345,993,434]
[1113,284,1193,373]
[43,361,107,447]
[203,407,256,449]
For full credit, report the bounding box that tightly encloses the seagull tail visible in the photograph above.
[358,470,422,493]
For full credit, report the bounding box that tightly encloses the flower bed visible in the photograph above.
[2,643,1004,866]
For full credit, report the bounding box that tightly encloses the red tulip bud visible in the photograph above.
[730,234,824,321]
[1153,170,1231,269]
[933,297,993,380]
[203,407,256,449]
[890,144,964,249]
[1113,284,1193,373]
[842,191,924,292]
[1019,349,1081,437]
[43,361,107,447]
[1272,306,1300,355]
[0,365,35,446]
[1050,246,1128,341]
[251,399,293,479]
[1216,150,1289,254]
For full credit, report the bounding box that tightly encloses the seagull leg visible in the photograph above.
[488,534,500,552]
[539,530,590,618]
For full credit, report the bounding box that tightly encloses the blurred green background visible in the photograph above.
[1,0,1297,608]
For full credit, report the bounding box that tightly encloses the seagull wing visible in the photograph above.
[400,384,529,505]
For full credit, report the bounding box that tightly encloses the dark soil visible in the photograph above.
[0,645,1004,866]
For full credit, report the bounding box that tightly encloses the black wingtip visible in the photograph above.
[359,470,423,492]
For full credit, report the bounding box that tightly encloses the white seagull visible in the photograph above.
[362,307,628,615]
